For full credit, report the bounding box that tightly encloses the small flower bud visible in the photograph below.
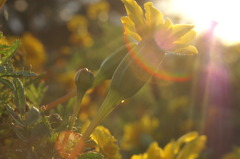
[75,68,94,93]
[49,113,63,129]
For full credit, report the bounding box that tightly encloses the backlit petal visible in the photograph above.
[177,30,197,45]
[122,0,145,35]
[121,16,142,42]
[170,24,194,39]
[164,18,173,29]
[144,2,164,32]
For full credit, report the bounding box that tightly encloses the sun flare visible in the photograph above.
[156,0,240,45]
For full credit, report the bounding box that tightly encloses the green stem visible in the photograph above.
[69,91,85,130]
[68,90,122,159]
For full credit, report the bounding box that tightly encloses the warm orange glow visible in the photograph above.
[55,131,83,159]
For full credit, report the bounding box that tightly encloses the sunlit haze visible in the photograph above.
[156,0,240,45]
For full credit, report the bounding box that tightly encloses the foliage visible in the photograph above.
[1,0,240,159]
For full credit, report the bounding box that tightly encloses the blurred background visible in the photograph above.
[1,0,240,158]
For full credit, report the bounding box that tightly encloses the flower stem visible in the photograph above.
[68,90,122,159]
[68,91,85,130]
[43,90,76,111]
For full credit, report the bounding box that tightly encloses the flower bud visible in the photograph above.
[75,68,94,93]
[78,39,165,146]
[49,113,63,129]
[93,43,135,86]
[110,38,165,100]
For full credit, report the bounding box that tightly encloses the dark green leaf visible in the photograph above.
[78,152,105,159]
[5,104,25,127]
[0,78,15,92]
[13,78,26,116]
[0,71,36,78]
[25,72,46,86]
[0,65,7,72]
[12,126,27,142]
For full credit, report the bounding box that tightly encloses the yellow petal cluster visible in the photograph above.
[121,0,198,55]
[0,34,9,46]
[67,15,93,47]
[221,147,240,159]
[131,131,206,159]
[122,115,159,150]
[20,33,47,72]
[87,0,110,21]
[91,126,122,159]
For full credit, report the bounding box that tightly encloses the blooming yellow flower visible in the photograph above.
[67,15,88,32]
[68,2,199,158]
[221,147,240,159]
[122,115,159,150]
[91,126,122,159]
[131,132,206,159]
[67,14,94,47]
[87,0,110,21]
[20,32,47,72]
[121,0,198,55]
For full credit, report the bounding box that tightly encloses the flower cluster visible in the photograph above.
[121,0,198,55]
[131,132,206,159]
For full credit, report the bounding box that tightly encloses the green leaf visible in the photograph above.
[78,152,105,159]
[5,104,25,127]
[26,83,47,106]
[12,126,27,141]
[0,44,9,49]
[0,70,36,78]
[25,72,46,86]
[0,65,6,72]
[13,78,26,116]
[0,78,15,92]
[0,39,20,64]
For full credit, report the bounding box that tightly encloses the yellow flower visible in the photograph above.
[67,14,94,47]
[20,32,47,72]
[0,34,9,45]
[121,0,198,55]
[91,126,122,159]
[122,115,159,150]
[56,71,75,89]
[87,0,110,21]
[221,147,240,159]
[69,2,199,158]
[131,132,206,159]
[67,15,88,32]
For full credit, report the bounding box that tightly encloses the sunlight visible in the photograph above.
[156,0,240,45]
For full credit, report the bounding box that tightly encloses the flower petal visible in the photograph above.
[170,24,194,38]
[147,142,164,159]
[164,18,173,29]
[144,2,164,32]
[121,16,142,42]
[177,30,197,45]
[174,45,198,55]
[122,0,145,36]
